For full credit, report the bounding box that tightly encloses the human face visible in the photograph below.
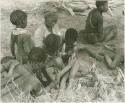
[102,2,108,12]
[16,17,27,28]
[45,17,57,28]
[22,17,27,28]
[17,17,27,28]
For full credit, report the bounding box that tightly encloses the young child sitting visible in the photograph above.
[34,12,64,47]
[10,10,34,64]
[43,34,64,90]
[27,47,51,88]
[57,48,95,87]
[1,47,48,98]
[61,28,78,65]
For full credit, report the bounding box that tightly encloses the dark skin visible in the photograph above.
[11,18,27,57]
[10,33,16,58]
[11,34,29,63]
[45,16,58,33]
[10,17,32,63]
[62,40,76,65]
[85,2,108,43]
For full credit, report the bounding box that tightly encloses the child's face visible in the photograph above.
[45,17,57,28]
[21,17,27,28]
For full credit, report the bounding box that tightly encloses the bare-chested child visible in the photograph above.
[1,47,48,98]
[10,10,34,64]
[61,28,78,65]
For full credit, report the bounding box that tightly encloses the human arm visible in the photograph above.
[10,33,16,58]
[97,15,104,42]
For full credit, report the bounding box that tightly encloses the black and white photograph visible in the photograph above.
[0,0,124,102]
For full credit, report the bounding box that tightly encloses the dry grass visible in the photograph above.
[1,2,124,102]
[1,62,124,102]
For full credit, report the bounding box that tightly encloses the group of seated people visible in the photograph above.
[1,0,124,98]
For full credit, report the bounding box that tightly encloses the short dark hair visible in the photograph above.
[96,1,108,8]
[65,28,78,44]
[10,10,27,25]
[28,47,47,62]
[44,34,61,54]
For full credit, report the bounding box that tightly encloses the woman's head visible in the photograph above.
[44,12,58,28]
[10,10,27,28]
[96,0,108,12]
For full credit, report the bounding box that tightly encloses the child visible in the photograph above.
[10,10,34,64]
[44,34,61,56]
[28,47,51,87]
[79,0,117,44]
[57,49,95,89]
[1,47,48,97]
[34,12,63,47]
[61,28,78,65]
[57,28,78,89]
[43,34,65,90]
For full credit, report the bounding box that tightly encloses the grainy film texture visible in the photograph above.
[0,0,124,102]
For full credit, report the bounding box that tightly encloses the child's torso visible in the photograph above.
[12,28,34,58]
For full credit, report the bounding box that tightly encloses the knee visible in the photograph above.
[31,83,42,96]
[108,25,118,38]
